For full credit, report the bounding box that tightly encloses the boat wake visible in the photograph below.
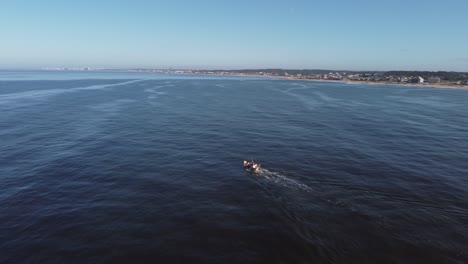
[256,168,313,193]
[255,168,349,208]
[144,84,174,105]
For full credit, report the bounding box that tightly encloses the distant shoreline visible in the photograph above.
[183,72,468,90]
[8,69,467,90]
[285,77,468,90]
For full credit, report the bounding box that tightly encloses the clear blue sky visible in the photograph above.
[1,0,467,71]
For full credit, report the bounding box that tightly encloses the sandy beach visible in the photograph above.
[288,78,468,90]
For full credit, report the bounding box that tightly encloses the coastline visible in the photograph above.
[181,72,468,90]
[285,77,468,90]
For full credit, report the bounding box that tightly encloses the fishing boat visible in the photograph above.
[243,160,261,172]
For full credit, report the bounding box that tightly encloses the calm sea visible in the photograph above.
[1,71,467,263]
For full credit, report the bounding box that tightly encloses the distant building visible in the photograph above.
[428,77,441,83]
[418,76,425,83]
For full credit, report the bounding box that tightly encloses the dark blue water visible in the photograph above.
[1,72,467,263]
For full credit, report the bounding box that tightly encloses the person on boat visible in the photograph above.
[244,161,253,170]
[244,160,261,172]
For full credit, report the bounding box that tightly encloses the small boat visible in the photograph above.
[243,160,261,173]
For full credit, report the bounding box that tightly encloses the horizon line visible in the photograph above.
[1,67,467,74]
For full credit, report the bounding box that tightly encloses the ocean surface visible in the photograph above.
[1,71,467,263]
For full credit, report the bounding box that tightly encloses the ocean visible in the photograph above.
[1,71,467,263]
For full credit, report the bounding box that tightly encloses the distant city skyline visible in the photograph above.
[1,0,467,71]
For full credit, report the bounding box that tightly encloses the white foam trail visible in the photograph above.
[258,169,313,193]
[89,99,136,113]
[0,80,142,105]
[286,83,311,91]
[279,84,344,110]
[144,84,174,94]
[144,84,174,103]
[313,91,338,102]
[273,84,324,110]
[283,90,321,110]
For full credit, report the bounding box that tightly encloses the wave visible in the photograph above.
[144,84,174,105]
[285,83,310,91]
[255,168,350,209]
[257,168,313,193]
[0,80,142,106]
[89,99,136,113]
[276,84,340,110]
[387,95,459,108]
[281,89,321,110]
[143,84,175,93]
[313,91,338,102]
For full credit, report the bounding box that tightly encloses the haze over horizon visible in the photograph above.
[1,0,467,71]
